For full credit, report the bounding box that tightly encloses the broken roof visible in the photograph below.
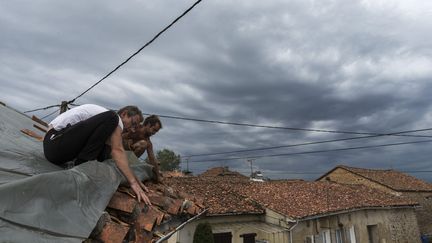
[318,165,432,192]
[0,103,204,243]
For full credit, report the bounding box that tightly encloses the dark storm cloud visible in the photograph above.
[1,0,432,181]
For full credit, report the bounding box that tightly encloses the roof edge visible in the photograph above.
[295,205,417,221]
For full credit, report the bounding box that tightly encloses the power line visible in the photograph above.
[146,112,432,138]
[182,127,432,158]
[40,108,60,120]
[261,170,432,175]
[24,104,61,113]
[188,139,432,163]
[67,0,203,105]
[24,0,203,113]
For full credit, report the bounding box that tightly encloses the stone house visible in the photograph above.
[165,168,421,243]
[317,165,432,238]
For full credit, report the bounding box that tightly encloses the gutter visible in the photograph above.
[296,205,416,222]
[155,208,208,243]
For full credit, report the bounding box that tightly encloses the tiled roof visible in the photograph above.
[166,176,417,220]
[339,165,432,192]
[199,167,247,178]
[236,180,416,219]
[165,176,264,216]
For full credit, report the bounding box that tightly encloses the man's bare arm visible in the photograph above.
[110,127,151,205]
[145,138,162,182]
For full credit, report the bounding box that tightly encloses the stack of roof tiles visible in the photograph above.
[87,182,205,243]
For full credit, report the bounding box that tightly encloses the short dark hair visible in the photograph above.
[117,106,143,122]
[144,115,162,128]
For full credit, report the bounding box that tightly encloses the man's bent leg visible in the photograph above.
[43,111,119,165]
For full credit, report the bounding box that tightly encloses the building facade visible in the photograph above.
[165,168,421,243]
[318,165,432,238]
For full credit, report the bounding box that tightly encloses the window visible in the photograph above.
[348,226,356,243]
[336,229,343,243]
[322,230,331,243]
[367,225,378,243]
[306,235,315,243]
[214,232,232,243]
[240,233,257,243]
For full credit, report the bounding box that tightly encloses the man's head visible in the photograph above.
[117,106,143,131]
[143,115,162,137]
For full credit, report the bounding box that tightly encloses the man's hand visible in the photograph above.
[130,181,151,205]
[152,166,163,184]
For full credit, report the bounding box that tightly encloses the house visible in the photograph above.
[317,165,432,238]
[165,167,421,243]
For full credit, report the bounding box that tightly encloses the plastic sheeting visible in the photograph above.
[0,104,154,242]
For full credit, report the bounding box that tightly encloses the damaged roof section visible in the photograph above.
[0,103,206,243]
[90,183,206,243]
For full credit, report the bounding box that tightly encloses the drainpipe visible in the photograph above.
[288,221,299,243]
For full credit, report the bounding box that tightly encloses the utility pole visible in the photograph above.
[60,101,69,114]
[247,159,255,177]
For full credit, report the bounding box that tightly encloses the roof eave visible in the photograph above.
[293,205,418,222]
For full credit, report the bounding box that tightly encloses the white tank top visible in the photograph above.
[49,104,123,131]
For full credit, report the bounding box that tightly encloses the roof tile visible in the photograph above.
[340,165,432,192]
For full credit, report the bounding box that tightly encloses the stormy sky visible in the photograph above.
[1,0,432,181]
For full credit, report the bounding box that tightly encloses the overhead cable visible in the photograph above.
[67,0,203,105]
[24,0,203,113]
[188,139,432,163]
[24,104,61,113]
[145,112,432,138]
[183,127,432,158]
[41,108,61,120]
[245,170,432,175]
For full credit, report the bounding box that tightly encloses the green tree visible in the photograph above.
[193,222,214,243]
[155,148,181,171]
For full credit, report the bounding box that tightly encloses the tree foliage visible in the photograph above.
[156,148,181,171]
[193,222,214,243]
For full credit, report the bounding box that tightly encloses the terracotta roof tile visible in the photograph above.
[340,165,432,192]
[199,167,247,178]
[89,182,205,243]
[165,177,264,216]
[236,180,417,219]
[166,176,417,220]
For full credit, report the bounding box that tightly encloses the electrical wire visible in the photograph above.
[182,127,432,158]
[261,170,432,175]
[188,139,432,163]
[24,104,61,113]
[40,108,60,120]
[24,0,203,113]
[145,112,432,138]
[67,0,203,105]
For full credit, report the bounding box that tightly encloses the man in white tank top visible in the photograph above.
[43,104,151,204]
